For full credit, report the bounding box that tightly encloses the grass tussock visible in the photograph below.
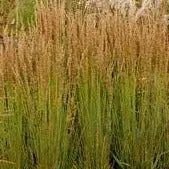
[0,1,169,169]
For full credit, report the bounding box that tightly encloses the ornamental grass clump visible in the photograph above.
[0,0,169,169]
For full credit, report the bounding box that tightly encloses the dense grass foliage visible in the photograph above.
[1,1,169,169]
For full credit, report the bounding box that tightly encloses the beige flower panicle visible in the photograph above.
[85,0,168,25]
[85,0,137,15]
[135,0,163,20]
